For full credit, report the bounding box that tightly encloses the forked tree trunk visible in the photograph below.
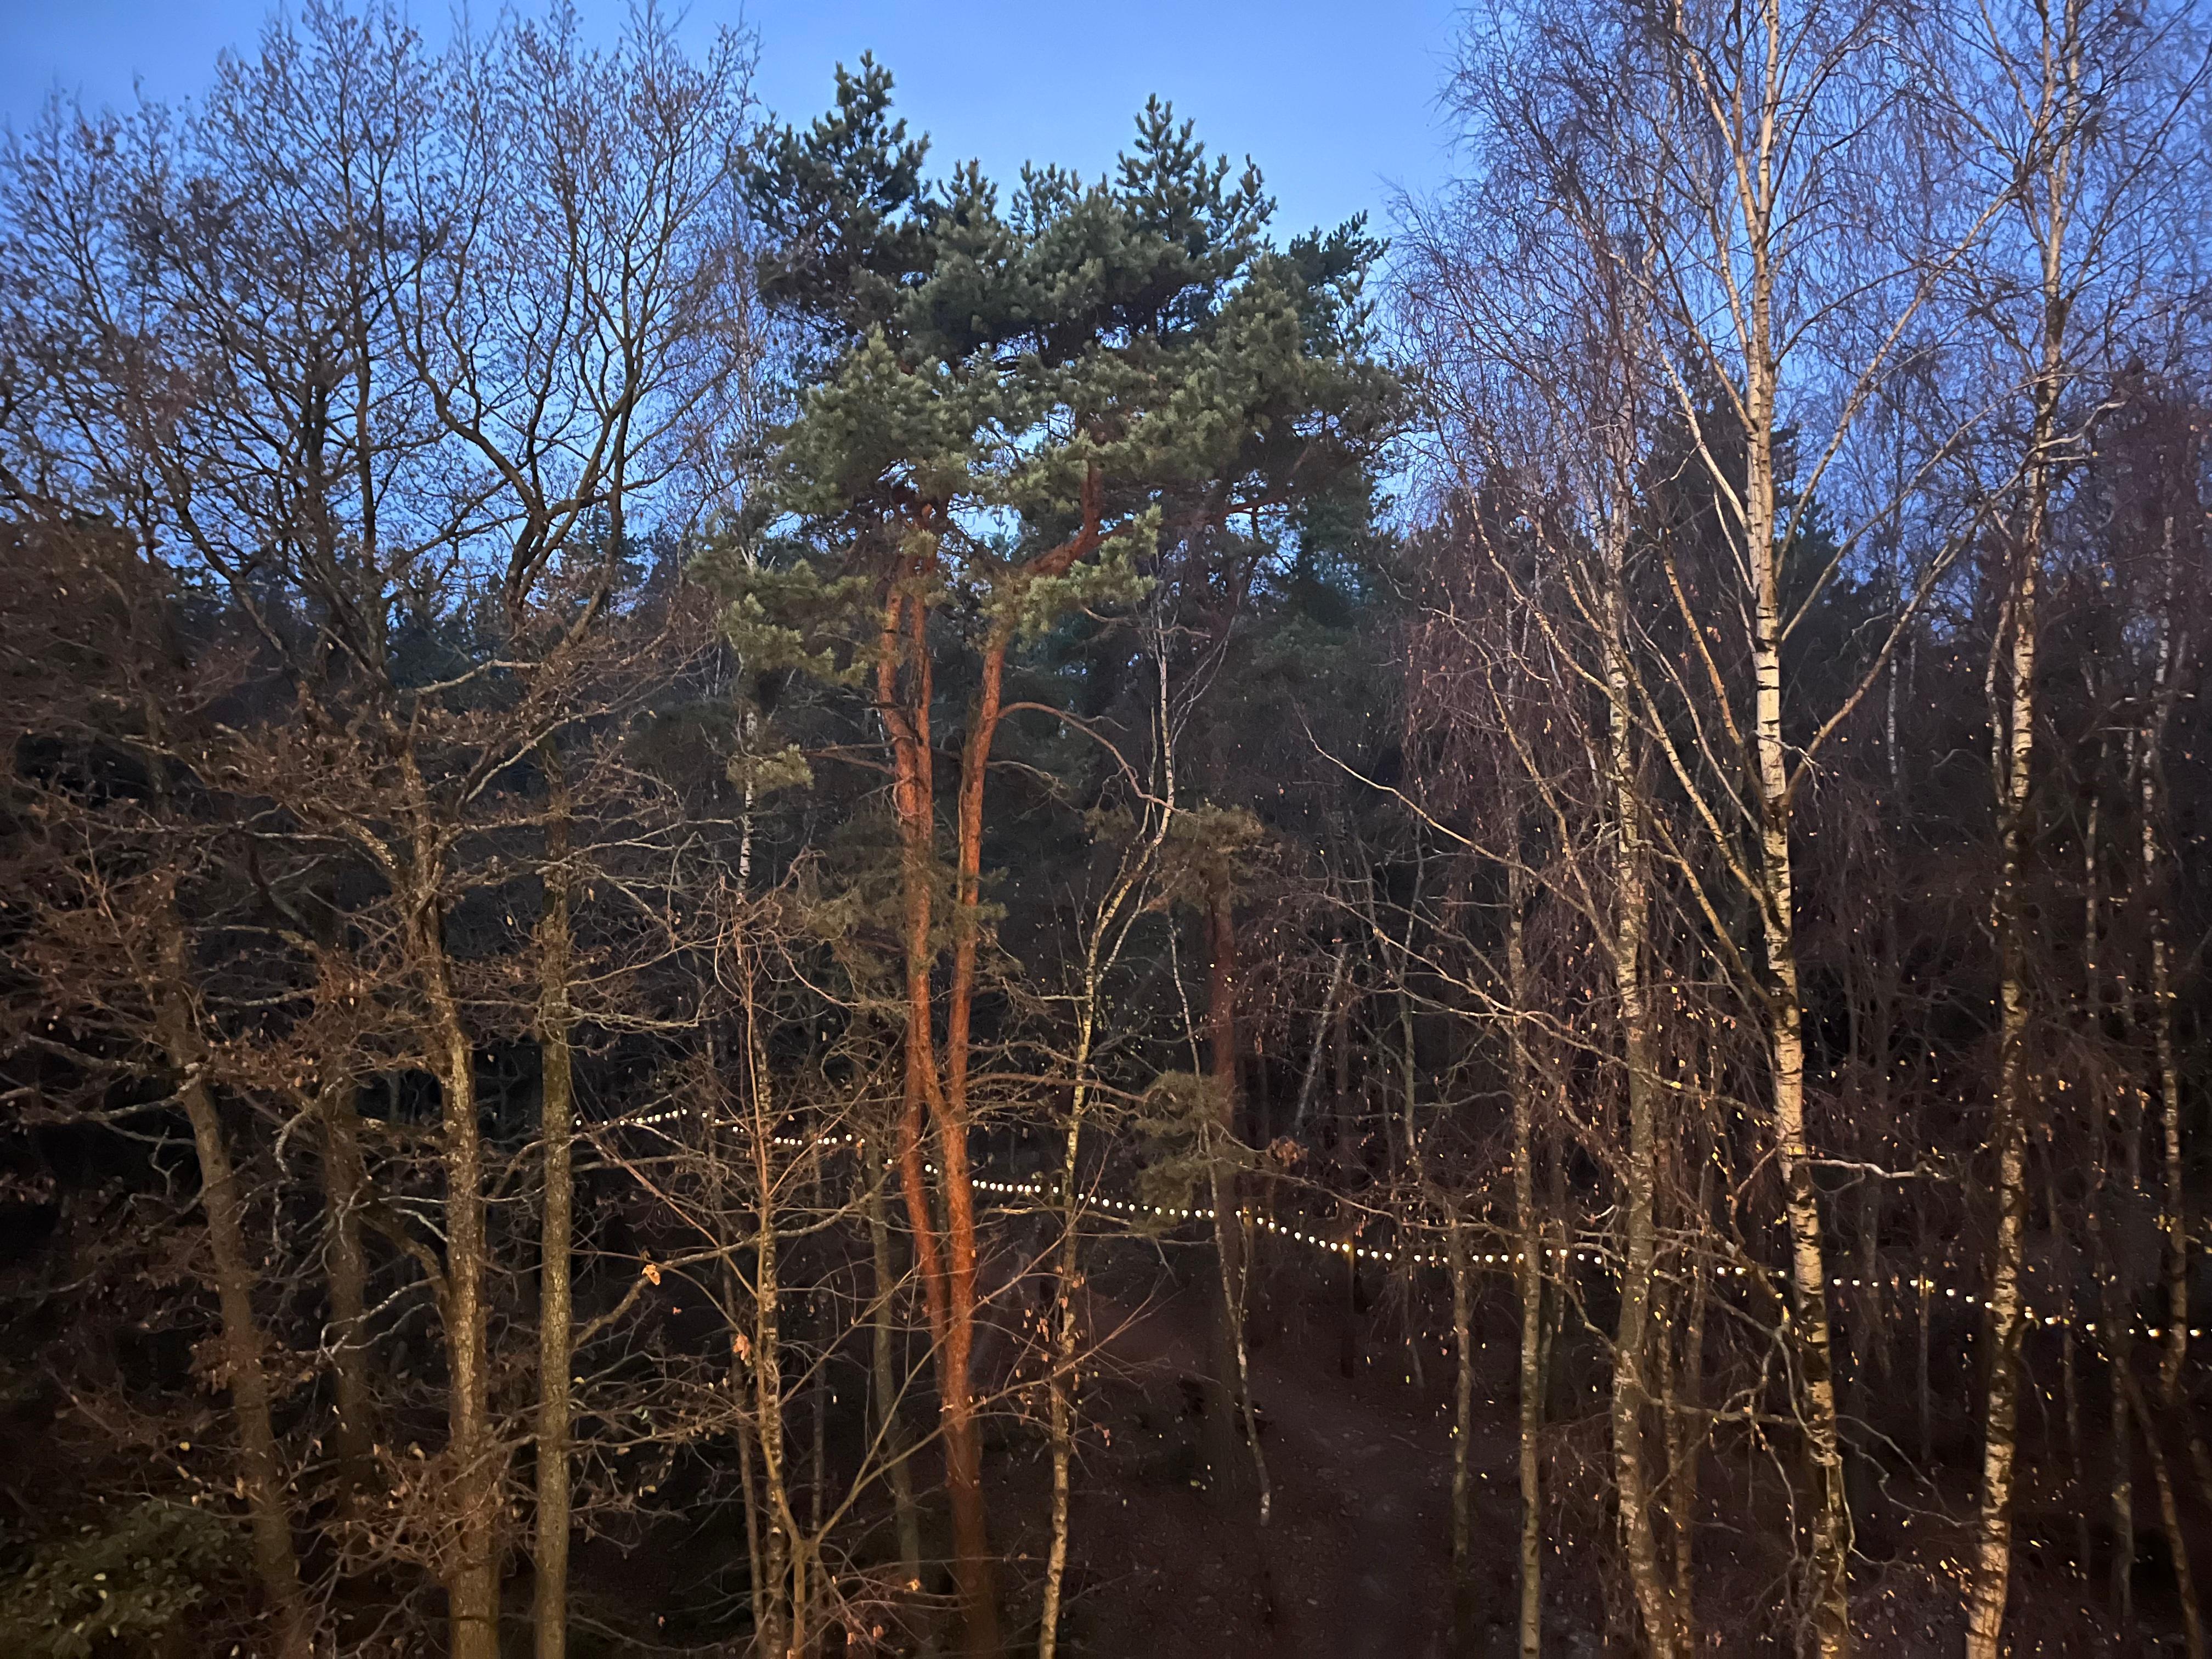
[938,476,1108,1656]
[876,484,1109,1658]
[877,568,997,1659]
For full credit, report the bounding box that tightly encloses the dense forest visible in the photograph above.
[1,2,2209,1654]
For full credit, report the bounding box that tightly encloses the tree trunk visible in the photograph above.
[418,905,502,1659]
[2113,1339,2205,1657]
[1204,882,1268,1517]
[940,616,1010,1658]
[744,977,798,1658]
[320,1076,376,1499]
[1746,330,1852,1655]
[2144,516,2187,1404]
[2046,1158,2089,1578]
[1446,1207,1481,1655]
[1505,870,1543,1659]
[1964,484,2042,1659]
[754,1195,794,1658]
[1664,1160,1713,1649]
[1039,1059,1089,1659]
[398,749,503,1659]
[1604,499,1678,1657]
[877,569,998,1659]
[929,482,1106,1657]
[738,1417,768,1641]
[156,898,313,1659]
[866,1142,924,1592]
[1042,869,1148,1659]
[2112,1383,2135,1626]
[534,748,575,1659]
[1333,994,1354,1165]
[2090,1156,2141,1634]
[1290,944,1348,1142]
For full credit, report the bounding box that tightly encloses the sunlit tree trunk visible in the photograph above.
[876,564,999,1659]
[1962,417,2046,1659]
[1654,10,1858,1637]
[936,476,1106,1654]
[1966,31,2077,1644]
[1740,279,1853,1659]
[940,622,1006,1655]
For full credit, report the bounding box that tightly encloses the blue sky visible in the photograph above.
[0,1,1467,242]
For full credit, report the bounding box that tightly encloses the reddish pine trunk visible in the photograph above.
[879,486,1105,1657]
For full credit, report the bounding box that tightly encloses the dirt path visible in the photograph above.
[1034,1269,1487,1657]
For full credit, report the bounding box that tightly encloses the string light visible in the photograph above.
[606,1109,2179,1337]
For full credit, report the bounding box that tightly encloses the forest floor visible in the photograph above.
[986,1252,1539,1659]
[964,1238,2186,1658]
[599,1217,2193,1656]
